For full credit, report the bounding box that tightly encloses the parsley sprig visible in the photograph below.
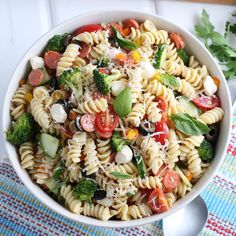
[195,10,236,80]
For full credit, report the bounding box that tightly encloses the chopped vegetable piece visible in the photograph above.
[192,95,221,110]
[177,48,190,65]
[148,188,169,213]
[153,45,167,69]
[93,68,121,95]
[113,87,132,117]
[153,119,169,145]
[159,73,179,89]
[97,57,111,67]
[96,128,113,139]
[163,170,180,193]
[47,33,68,53]
[40,133,59,158]
[73,178,97,202]
[6,113,36,146]
[205,123,219,143]
[197,139,214,162]
[24,92,33,103]
[212,76,221,87]
[68,110,78,120]
[133,153,146,178]
[112,26,138,51]
[73,24,103,35]
[126,128,139,140]
[111,131,126,152]
[171,113,210,136]
[169,32,185,49]
[123,19,139,29]
[110,171,131,179]
[131,50,140,63]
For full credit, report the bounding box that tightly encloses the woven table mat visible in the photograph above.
[1,108,236,236]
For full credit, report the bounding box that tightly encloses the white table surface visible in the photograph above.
[1,0,235,158]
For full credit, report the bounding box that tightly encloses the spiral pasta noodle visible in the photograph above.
[89,41,110,59]
[125,103,145,127]
[73,56,86,68]
[19,142,35,170]
[134,176,162,189]
[96,138,111,164]
[74,30,108,45]
[199,107,224,125]
[76,98,108,114]
[128,203,152,219]
[56,43,79,76]
[186,149,202,180]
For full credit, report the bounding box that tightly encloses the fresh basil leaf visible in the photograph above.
[177,49,190,65]
[171,113,210,136]
[133,154,146,179]
[160,74,179,89]
[110,171,131,179]
[112,27,137,51]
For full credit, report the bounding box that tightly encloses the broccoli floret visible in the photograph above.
[59,68,82,98]
[47,33,68,53]
[73,178,97,202]
[197,139,214,162]
[93,69,121,95]
[97,57,111,67]
[6,113,36,146]
[111,131,126,152]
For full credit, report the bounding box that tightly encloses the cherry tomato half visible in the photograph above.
[169,32,185,49]
[148,188,169,214]
[95,107,118,132]
[163,170,180,193]
[192,96,221,110]
[123,19,139,29]
[155,163,169,177]
[73,24,103,35]
[78,42,91,58]
[154,119,169,145]
[96,128,113,139]
[156,96,168,119]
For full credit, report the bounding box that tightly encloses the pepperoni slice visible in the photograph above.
[78,42,91,58]
[80,114,95,132]
[28,69,45,86]
[123,19,139,29]
[44,51,61,70]
[169,32,185,49]
[73,24,103,35]
[163,170,180,193]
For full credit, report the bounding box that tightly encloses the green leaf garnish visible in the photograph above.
[160,74,179,89]
[177,49,190,65]
[110,171,131,179]
[171,113,210,136]
[112,26,137,51]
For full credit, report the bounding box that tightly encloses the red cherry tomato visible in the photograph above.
[140,188,153,198]
[108,22,124,37]
[163,170,180,193]
[92,91,109,101]
[73,24,103,35]
[154,119,169,145]
[155,163,169,177]
[192,96,221,110]
[123,19,139,29]
[78,42,91,58]
[44,51,61,70]
[156,96,168,119]
[148,188,169,214]
[28,69,45,86]
[98,68,109,74]
[95,107,118,132]
[169,32,185,49]
[80,114,95,132]
[96,128,113,139]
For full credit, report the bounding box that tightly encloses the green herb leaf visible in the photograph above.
[110,171,131,179]
[177,49,190,65]
[171,113,210,136]
[160,74,179,89]
[112,26,137,51]
[113,87,132,117]
[201,9,214,34]
[133,154,146,179]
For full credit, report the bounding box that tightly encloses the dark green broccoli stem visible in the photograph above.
[47,33,68,53]
[93,69,121,95]
[197,139,214,162]
[6,113,36,146]
[111,131,126,152]
[73,178,97,202]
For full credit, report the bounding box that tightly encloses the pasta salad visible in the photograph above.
[6,19,224,221]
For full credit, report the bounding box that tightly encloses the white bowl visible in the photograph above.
[2,10,232,228]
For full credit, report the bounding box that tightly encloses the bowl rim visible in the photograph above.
[2,9,232,228]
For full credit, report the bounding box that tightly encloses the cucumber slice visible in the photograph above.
[134,154,146,179]
[44,178,62,195]
[153,44,167,69]
[177,96,202,117]
[40,133,59,158]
